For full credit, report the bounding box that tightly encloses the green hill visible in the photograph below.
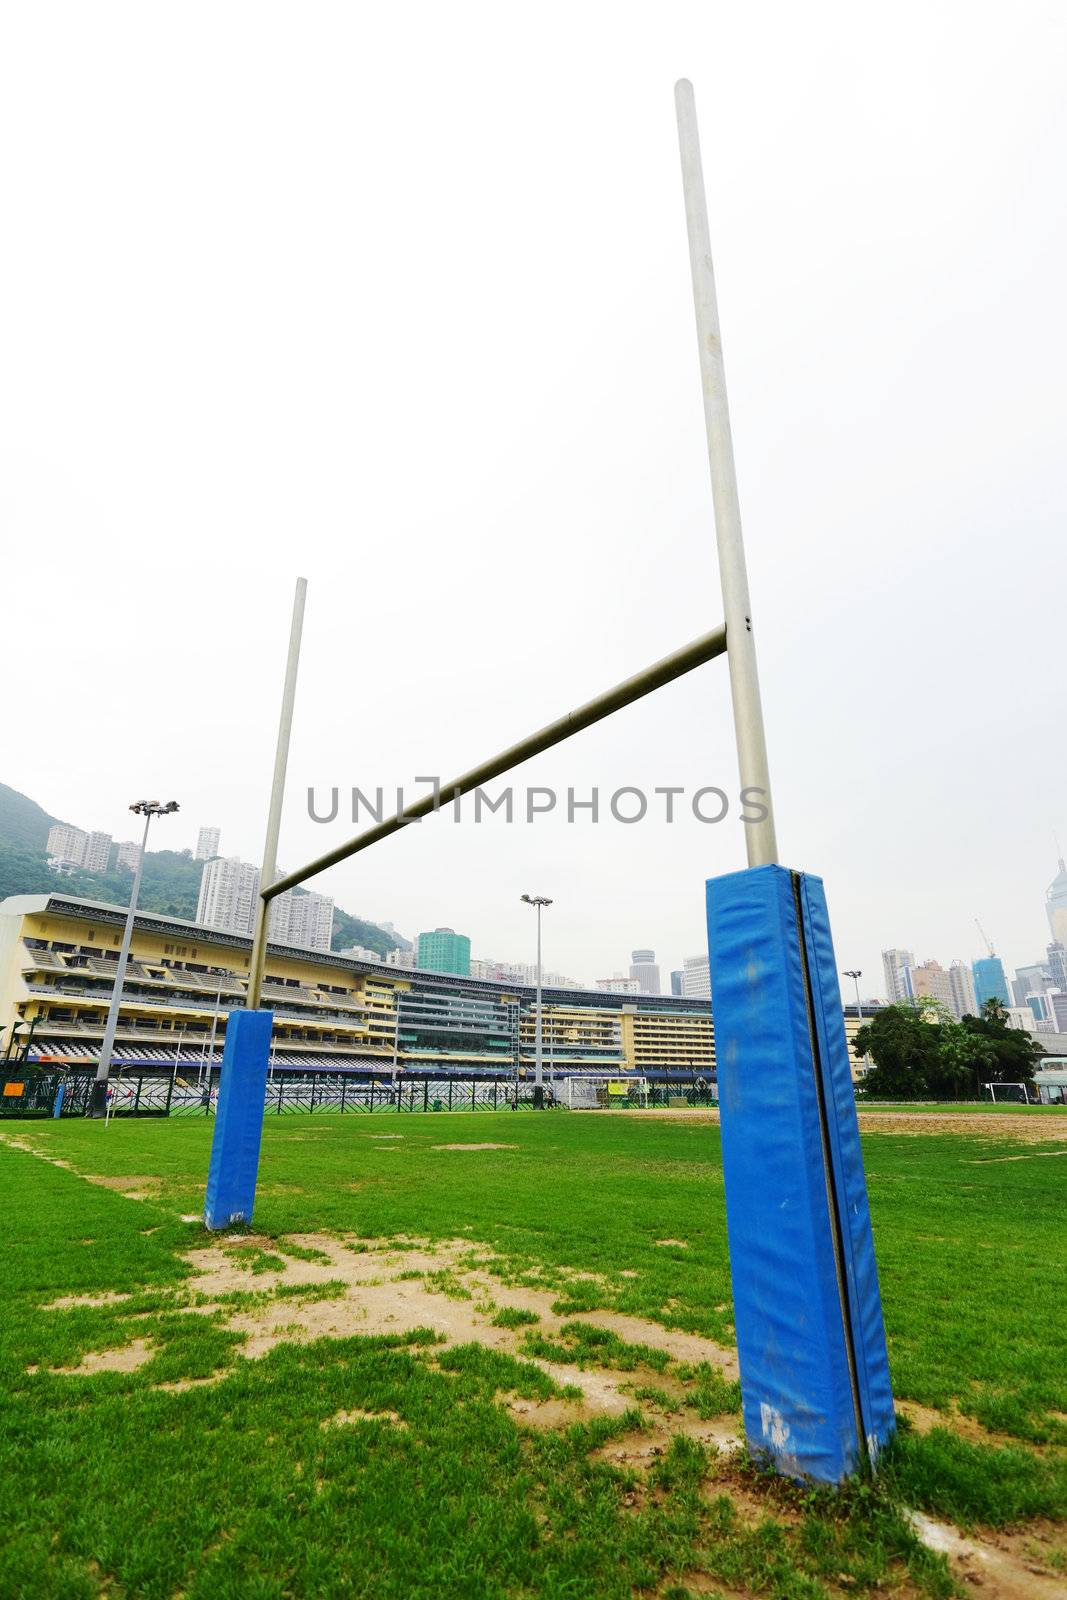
[0,783,409,957]
[0,782,67,854]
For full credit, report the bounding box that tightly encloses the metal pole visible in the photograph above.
[675,79,778,868]
[171,1027,185,1099]
[203,981,223,1087]
[91,809,153,1116]
[247,577,308,1009]
[265,624,726,901]
[534,903,543,1109]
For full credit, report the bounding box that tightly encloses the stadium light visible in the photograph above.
[521,895,553,1108]
[90,799,181,1117]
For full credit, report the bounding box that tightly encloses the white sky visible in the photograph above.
[2,3,1064,997]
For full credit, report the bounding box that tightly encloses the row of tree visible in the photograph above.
[852,998,1043,1100]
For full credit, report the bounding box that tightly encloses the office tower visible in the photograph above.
[1047,943,1067,992]
[195,826,221,862]
[682,954,711,999]
[629,949,661,995]
[670,969,683,996]
[909,959,954,1015]
[1047,857,1067,946]
[881,949,915,1003]
[972,955,1011,1010]
[196,856,260,935]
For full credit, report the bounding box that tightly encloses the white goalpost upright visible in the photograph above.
[200,80,897,1488]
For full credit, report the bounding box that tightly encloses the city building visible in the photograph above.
[881,949,915,1003]
[948,960,977,1020]
[46,823,87,870]
[972,955,1010,1010]
[82,831,112,874]
[268,889,334,953]
[115,840,143,872]
[1047,942,1067,992]
[629,949,661,996]
[908,959,954,1016]
[195,827,221,862]
[1011,963,1051,1007]
[386,947,416,970]
[339,945,383,963]
[1046,856,1067,947]
[417,927,471,977]
[0,892,716,1081]
[196,857,260,936]
[670,970,683,996]
[596,976,640,994]
[1048,991,1067,1031]
[682,954,711,1000]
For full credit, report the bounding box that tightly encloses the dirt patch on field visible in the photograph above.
[85,1174,163,1199]
[576,1106,1067,1145]
[431,1143,516,1152]
[45,1291,132,1311]
[321,1408,407,1430]
[858,1112,1067,1143]
[55,1337,154,1376]
[654,1238,689,1249]
[908,1510,1067,1600]
[173,1233,738,1412]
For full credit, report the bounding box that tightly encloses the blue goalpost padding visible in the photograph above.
[707,864,895,1483]
[203,1008,274,1231]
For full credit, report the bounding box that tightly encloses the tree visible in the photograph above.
[959,999,1041,1089]
[852,1004,945,1099]
[853,997,1042,1100]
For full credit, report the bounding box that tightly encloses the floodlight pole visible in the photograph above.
[91,800,179,1116]
[247,577,308,1010]
[521,895,552,1108]
[675,79,778,868]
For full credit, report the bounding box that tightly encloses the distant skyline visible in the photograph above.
[2,4,1064,1001]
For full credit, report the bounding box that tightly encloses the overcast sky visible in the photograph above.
[2,3,1064,996]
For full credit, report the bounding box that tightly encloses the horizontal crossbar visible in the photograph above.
[265,622,728,900]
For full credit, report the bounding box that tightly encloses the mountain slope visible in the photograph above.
[0,783,408,956]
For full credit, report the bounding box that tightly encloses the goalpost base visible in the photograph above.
[203,1009,274,1231]
[707,864,895,1483]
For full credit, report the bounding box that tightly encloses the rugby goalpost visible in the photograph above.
[202,81,896,1484]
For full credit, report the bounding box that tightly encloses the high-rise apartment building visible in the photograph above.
[386,947,417,970]
[417,927,471,976]
[596,976,640,994]
[115,840,142,872]
[82,831,112,874]
[196,857,260,935]
[46,823,87,867]
[269,889,334,952]
[682,954,711,1000]
[972,955,1010,1010]
[881,949,915,1003]
[195,827,221,862]
[629,949,661,996]
[948,960,977,1020]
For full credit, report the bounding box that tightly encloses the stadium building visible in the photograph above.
[0,893,715,1082]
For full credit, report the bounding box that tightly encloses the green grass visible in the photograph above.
[1,1110,1064,1597]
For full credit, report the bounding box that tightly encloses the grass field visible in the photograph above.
[1,1109,1065,1599]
